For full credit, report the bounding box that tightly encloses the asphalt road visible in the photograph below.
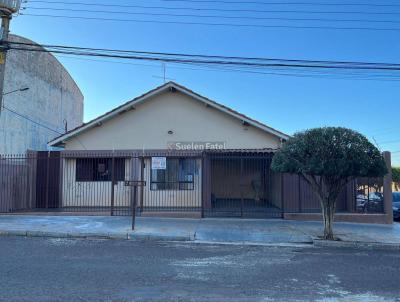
[0,237,399,302]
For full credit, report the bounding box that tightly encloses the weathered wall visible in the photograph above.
[62,89,281,150]
[0,35,83,154]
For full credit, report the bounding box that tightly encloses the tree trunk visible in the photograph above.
[321,200,335,240]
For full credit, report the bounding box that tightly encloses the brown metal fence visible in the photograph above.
[0,151,204,216]
[281,174,356,214]
[0,154,35,212]
[0,151,385,217]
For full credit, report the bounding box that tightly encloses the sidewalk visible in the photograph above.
[0,215,399,248]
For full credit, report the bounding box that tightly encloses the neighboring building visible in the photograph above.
[44,82,392,223]
[0,34,83,154]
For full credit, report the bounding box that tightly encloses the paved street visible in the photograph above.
[0,237,399,302]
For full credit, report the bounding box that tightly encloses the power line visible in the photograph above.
[53,53,400,81]
[5,49,400,82]
[2,105,63,134]
[8,40,400,68]
[155,0,400,7]
[5,41,400,81]
[2,104,88,149]
[6,43,400,72]
[377,139,400,145]
[25,0,400,16]
[4,41,400,81]
[22,6,400,24]
[18,13,400,31]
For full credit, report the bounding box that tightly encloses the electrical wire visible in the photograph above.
[3,46,400,82]
[8,40,400,68]
[25,0,400,16]
[2,105,63,134]
[19,13,400,31]
[5,42,400,71]
[376,139,400,145]
[155,0,400,7]
[22,6,400,24]
[53,53,400,81]
[3,41,400,81]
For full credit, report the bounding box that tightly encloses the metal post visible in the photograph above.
[110,154,115,216]
[140,157,144,213]
[201,153,205,218]
[240,158,244,218]
[298,174,302,213]
[383,151,393,223]
[0,15,10,114]
[45,152,50,209]
[132,185,137,230]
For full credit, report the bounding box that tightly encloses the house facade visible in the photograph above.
[43,82,393,223]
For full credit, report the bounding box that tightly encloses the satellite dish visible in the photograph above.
[0,0,21,15]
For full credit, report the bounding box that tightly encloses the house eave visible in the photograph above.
[49,82,290,146]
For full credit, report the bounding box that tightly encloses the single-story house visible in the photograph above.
[46,82,392,223]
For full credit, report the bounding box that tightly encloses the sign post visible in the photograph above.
[125,180,146,230]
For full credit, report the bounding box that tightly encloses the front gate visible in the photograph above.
[203,152,283,218]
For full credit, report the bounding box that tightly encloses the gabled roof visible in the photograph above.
[49,81,290,147]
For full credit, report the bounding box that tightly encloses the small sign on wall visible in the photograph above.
[151,157,167,170]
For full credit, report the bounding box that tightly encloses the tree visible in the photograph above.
[393,167,400,191]
[271,127,387,240]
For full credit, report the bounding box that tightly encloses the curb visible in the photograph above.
[193,240,313,247]
[0,230,129,240]
[128,233,192,242]
[313,239,400,251]
[0,230,192,242]
[1,230,399,250]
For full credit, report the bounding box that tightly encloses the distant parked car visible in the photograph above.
[356,192,384,213]
[393,192,400,221]
[356,194,368,212]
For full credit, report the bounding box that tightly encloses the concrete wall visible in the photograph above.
[0,35,83,154]
[62,89,281,150]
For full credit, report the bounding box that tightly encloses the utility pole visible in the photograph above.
[0,0,21,114]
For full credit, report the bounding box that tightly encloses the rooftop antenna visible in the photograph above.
[152,63,175,83]
[0,0,22,116]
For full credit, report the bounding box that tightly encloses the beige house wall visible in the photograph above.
[63,90,282,151]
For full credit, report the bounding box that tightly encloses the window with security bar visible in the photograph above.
[151,158,195,191]
[75,158,125,182]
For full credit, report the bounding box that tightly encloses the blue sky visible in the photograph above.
[10,0,400,164]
